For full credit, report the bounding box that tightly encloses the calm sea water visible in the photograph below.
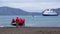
[0,16,60,27]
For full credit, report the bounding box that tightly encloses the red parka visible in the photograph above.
[19,18,25,24]
[16,17,19,24]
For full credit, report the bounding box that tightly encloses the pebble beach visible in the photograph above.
[0,27,60,34]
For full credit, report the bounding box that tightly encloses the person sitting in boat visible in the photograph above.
[11,18,15,23]
[19,18,25,25]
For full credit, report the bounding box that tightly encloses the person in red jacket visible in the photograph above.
[16,17,19,27]
[19,18,25,26]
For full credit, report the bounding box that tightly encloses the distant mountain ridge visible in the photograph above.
[0,6,60,15]
[0,7,41,15]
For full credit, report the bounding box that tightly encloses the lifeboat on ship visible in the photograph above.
[11,17,25,26]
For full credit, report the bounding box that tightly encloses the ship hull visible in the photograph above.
[42,14,58,16]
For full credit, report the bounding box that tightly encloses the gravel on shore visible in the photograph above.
[0,27,60,34]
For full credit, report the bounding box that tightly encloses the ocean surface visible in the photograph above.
[0,16,60,27]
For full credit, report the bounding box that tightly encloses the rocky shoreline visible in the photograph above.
[0,27,60,34]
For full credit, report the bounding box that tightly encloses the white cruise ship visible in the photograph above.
[42,9,58,16]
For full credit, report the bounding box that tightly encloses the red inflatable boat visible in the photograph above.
[11,17,25,26]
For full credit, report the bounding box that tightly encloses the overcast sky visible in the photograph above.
[0,0,60,12]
